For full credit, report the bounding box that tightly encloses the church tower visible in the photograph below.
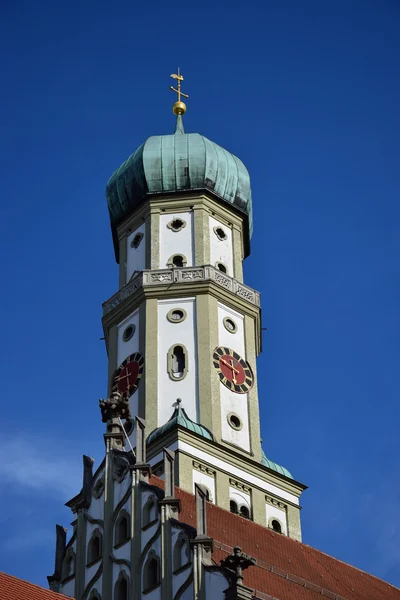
[48,72,306,600]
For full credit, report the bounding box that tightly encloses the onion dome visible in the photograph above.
[147,400,214,445]
[261,447,293,479]
[106,115,253,260]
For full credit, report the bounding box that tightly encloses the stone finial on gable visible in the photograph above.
[221,546,256,600]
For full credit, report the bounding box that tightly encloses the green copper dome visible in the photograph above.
[261,448,293,479]
[106,116,253,260]
[147,401,214,445]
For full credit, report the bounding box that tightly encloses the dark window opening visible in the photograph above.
[240,505,250,519]
[271,519,282,533]
[116,515,129,545]
[115,576,128,600]
[87,532,102,564]
[230,500,238,514]
[144,557,160,590]
[171,219,184,231]
[172,346,185,377]
[172,255,184,268]
[216,262,227,273]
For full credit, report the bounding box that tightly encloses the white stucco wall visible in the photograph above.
[117,309,140,364]
[218,302,250,451]
[217,303,245,356]
[159,212,194,268]
[192,469,215,503]
[117,309,140,441]
[266,503,288,535]
[126,223,146,281]
[209,216,233,275]
[157,298,199,426]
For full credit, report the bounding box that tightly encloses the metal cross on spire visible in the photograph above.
[170,67,189,115]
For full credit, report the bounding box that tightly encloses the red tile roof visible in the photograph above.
[150,475,400,600]
[0,572,72,600]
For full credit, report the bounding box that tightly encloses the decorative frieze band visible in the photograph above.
[103,265,261,315]
[229,478,251,494]
[193,461,216,477]
[265,495,287,510]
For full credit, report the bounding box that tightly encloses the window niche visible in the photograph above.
[142,495,158,530]
[168,344,188,381]
[143,551,161,593]
[173,533,191,573]
[114,509,130,547]
[114,570,129,600]
[88,590,101,600]
[86,529,103,566]
[61,547,76,581]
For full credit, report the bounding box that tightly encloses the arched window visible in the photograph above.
[167,254,187,269]
[168,344,188,380]
[143,551,160,592]
[173,533,190,573]
[115,509,130,547]
[88,589,101,600]
[230,500,238,514]
[87,529,102,565]
[142,496,158,529]
[61,547,75,580]
[240,505,250,519]
[216,262,227,273]
[271,519,282,533]
[114,570,129,600]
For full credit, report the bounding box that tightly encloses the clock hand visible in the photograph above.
[220,357,240,374]
[230,359,237,384]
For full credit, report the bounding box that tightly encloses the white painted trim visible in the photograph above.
[149,441,298,505]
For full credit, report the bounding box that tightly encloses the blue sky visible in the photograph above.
[1,0,399,590]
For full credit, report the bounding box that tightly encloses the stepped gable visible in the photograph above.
[0,571,72,600]
[149,475,400,600]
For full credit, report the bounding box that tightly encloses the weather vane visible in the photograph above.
[170,67,189,115]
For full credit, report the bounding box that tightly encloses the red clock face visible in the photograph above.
[213,346,253,393]
[112,353,144,398]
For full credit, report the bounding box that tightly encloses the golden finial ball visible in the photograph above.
[173,101,187,115]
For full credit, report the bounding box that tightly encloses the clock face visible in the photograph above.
[212,346,254,393]
[112,353,144,398]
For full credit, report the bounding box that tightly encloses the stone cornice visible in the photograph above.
[103,266,260,317]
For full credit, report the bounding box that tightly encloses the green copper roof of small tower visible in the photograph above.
[106,115,253,260]
[147,402,214,444]
[261,448,293,479]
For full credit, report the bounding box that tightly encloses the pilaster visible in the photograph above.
[144,298,158,432]
[194,205,210,266]
[244,313,261,461]
[150,206,160,269]
[74,510,87,600]
[232,225,243,282]
[196,294,220,434]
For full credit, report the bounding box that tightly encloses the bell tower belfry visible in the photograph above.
[101,72,306,539]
